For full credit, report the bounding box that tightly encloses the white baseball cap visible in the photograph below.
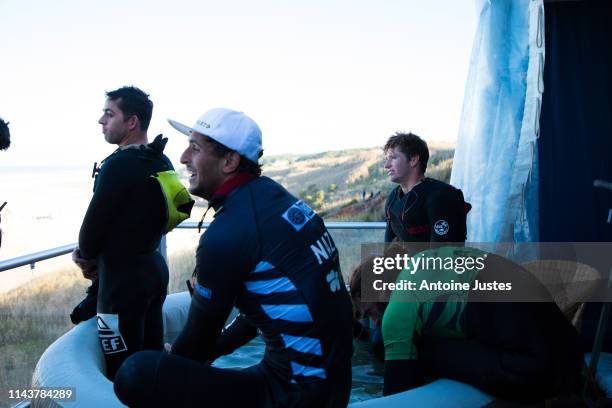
[168,108,263,162]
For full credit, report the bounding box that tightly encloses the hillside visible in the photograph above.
[261,143,455,221]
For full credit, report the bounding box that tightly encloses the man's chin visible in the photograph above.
[188,185,206,199]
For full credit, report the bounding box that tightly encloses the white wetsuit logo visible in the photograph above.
[326,270,340,292]
[97,313,127,354]
[282,200,315,232]
[433,219,449,236]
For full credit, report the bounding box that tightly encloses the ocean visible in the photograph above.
[0,166,93,290]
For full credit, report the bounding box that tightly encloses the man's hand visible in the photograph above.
[165,342,215,365]
[72,248,98,280]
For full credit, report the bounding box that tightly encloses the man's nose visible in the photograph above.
[180,148,189,164]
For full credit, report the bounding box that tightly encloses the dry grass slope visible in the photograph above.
[0,250,196,408]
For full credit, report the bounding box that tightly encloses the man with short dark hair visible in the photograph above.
[71,86,193,379]
[383,132,470,243]
[114,108,354,407]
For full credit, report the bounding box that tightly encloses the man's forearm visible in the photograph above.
[172,293,226,362]
[211,314,258,359]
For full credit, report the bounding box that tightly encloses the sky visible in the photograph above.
[0,0,477,168]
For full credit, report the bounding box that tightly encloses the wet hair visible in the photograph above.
[349,240,409,321]
[349,257,389,320]
[106,86,153,131]
[204,135,263,176]
[384,132,429,174]
[0,117,10,150]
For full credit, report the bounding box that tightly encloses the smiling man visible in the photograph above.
[383,132,470,243]
[114,108,354,408]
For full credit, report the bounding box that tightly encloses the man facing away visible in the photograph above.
[71,86,192,379]
[383,132,470,244]
[114,108,354,407]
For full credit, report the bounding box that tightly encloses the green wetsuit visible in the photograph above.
[380,246,583,402]
[382,246,479,361]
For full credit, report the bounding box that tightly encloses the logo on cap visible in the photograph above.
[197,120,211,129]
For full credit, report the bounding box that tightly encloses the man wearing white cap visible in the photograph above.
[114,108,354,407]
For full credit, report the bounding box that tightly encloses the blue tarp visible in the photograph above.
[451,0,543,243]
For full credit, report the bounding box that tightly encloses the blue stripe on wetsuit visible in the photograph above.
[290,361,326,379]
[281,334,323,356]
[245,277,297,294]
[252,261,275,274]
[261,304,313,322]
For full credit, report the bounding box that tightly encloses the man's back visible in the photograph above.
[78,135,175,379]
[198,176,354,382]
[79,136,172,259]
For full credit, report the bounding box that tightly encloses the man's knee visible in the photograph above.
[114,351,162,406]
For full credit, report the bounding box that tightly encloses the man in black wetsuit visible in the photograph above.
[114,108,354,407]
[71,86,193,379]
[383,132,470,243]
[351,133,582,402]
[353,132,472,358]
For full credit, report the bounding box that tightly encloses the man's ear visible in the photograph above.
[127,115,140,132]
[222,151,241,174]
[409,155,420,168]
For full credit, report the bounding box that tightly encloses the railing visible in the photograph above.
[0,221,386,273]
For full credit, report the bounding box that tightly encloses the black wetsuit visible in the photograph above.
[380,181,582,401]
[78,135,173,379]
[381,248,583,402]
[384,178,470,243]
[114,175,354,408]
[361,178,470,359]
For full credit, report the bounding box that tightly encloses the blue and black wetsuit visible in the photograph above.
[384,178,471,243]
[114,175,354,408]
[78,135,177,379]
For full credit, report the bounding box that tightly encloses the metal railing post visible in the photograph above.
[159,235,168,264]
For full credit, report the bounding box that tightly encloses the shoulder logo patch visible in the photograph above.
[282,200,315,231]
[433,219,449,236]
